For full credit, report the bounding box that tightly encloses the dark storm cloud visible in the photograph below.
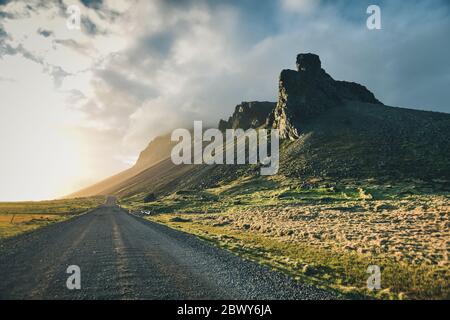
[0,10,13,18]
[79,15,109,36]
[95,68,158,102]
[142,29,177,58]
[0,25,7,39]
[310,0,450,112]
[37,28,53,37]
[80,0,103,10]
[1,0,111,37]
[81,15,99,35]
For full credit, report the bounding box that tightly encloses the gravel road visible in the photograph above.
[0,198,338,299]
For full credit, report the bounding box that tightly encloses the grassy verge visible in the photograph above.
[0,196,105,239]
[120,175,449,300]
[146,213,448,300]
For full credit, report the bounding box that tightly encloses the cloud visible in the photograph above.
[81,15,101,36]
[53,38,94,56]
[280,0,319,13]
[80,0,103,10]
[37,27,53,37]
[0,41,73,87]
[47,64,72,87]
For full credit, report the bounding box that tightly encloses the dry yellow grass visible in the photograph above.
[0,196,104,239]
[0,214,66,238]
[133,181,449,299]
[216,196,449,267]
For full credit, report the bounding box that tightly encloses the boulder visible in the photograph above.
[143,193,157,202]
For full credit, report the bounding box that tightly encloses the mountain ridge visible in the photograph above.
[69,53,450,199]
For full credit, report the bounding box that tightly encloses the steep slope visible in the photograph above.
[279,101,450,181]
[69,133,175,197]
[70,100,275,198]
[72,53,450,198]
[133,134,177,170]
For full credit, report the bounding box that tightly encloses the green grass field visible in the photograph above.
[0,196,105,239]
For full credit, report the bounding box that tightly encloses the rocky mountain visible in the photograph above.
[70,53,450,198]
[218,101,275,131]
[267,53,381,139]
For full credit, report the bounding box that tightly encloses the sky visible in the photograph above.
[0,0,449,201]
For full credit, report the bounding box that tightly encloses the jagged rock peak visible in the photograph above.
[267,53,383,140]
[218,101,276,131]
[296,53,321,74]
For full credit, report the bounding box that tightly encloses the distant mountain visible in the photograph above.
[134,134,176,170]
[69,133,175,197]
[69,53,450,198]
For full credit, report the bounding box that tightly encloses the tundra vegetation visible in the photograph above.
[120,176,449,300]
[0,196,105,239]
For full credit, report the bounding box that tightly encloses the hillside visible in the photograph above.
[69,101,276,198]
[71,53,450,198]
[69,133,175,197]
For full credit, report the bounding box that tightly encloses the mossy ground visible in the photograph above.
[120,175,449,300]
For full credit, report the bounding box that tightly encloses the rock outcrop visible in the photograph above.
[267,53,382,139]
[218,101,276,131]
